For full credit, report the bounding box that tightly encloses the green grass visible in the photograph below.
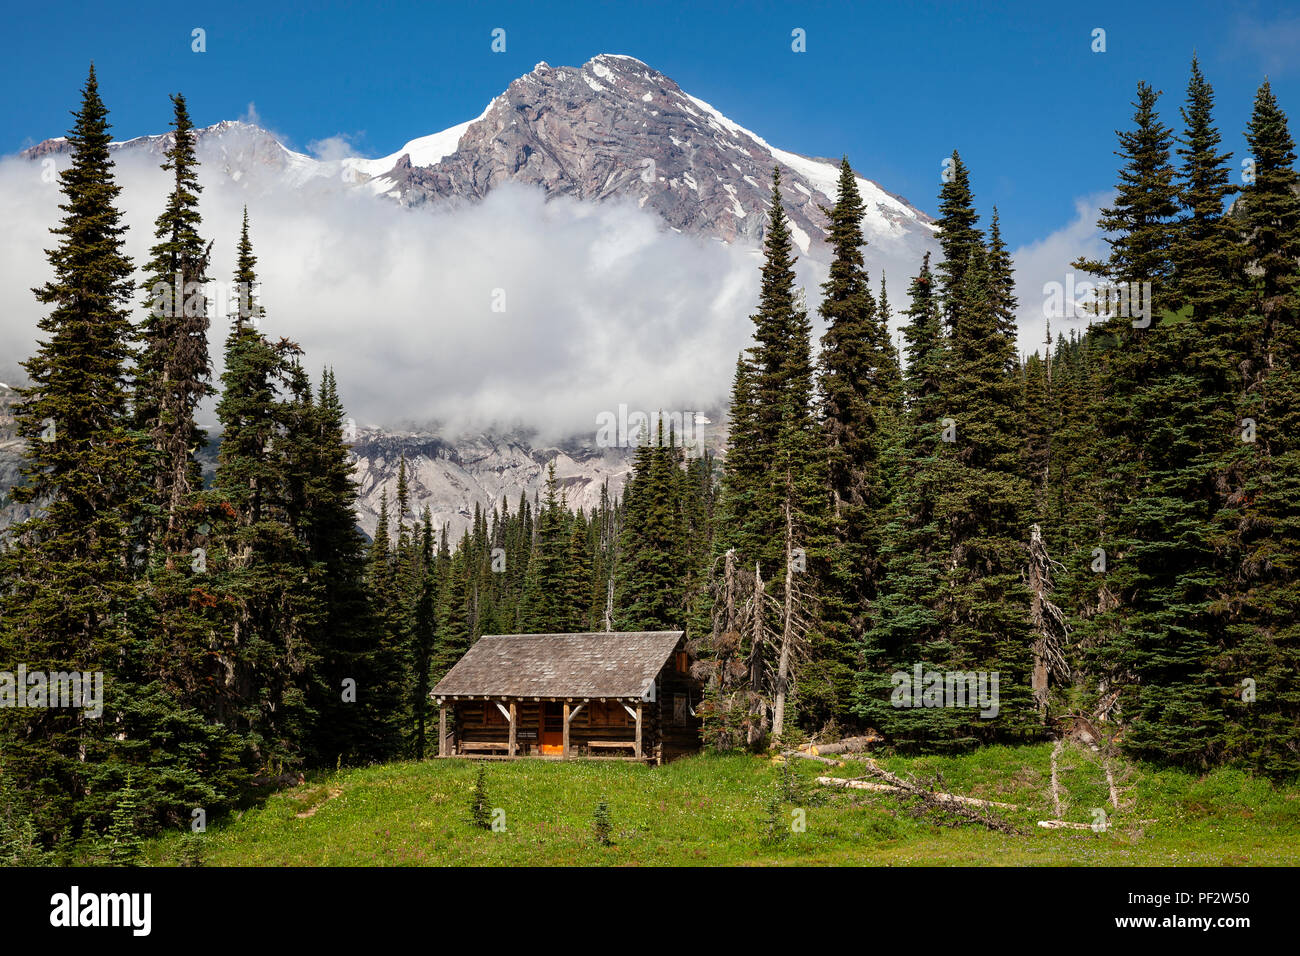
[142,744,1300,866]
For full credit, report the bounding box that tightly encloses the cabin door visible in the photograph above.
[540,702,564,755]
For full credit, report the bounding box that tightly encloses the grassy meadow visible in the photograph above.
[140,744,1300,866]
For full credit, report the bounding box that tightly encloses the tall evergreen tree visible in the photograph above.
[935,150,983,333]
[1172,55,1238,318]
[616,420,689,632]
[135,92,213,558]
[562,510,595,631]
[409,508,439,757]
[359,491,406,757]
[521,463,569,632]
[857,255,950,742]
[1220,79,1300,776]
[1080,77,1241,768]
[0,66,149,838]
[813,158,902,725]
[304,368,377,764]
[1077,81,1179,316]
[716,167,826,740]
[862,169,1038,748]
[1239,79,1300,333]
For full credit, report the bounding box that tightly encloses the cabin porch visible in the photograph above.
[436,696,659,763]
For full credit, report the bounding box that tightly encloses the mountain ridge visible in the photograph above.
[9,53,937,541]
[19,53,934,264]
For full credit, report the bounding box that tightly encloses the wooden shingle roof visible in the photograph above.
[431,631,684,700]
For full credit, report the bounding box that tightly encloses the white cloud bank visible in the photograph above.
[0,135,1101,438]
[0,144,835,442]
[1009,191,1112,357]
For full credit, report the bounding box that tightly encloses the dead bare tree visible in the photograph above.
[694,549,771,750]
[1027,523,1071,718]
[697,538,815,750]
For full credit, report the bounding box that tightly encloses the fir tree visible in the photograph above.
[304,368,376,764]
[1171,55,1238,319]
[1076,81,1179,316]
[432,533,474,697]
[1239,79,1300,334]
[813,157,901,725]
[935,150,983,333]
[360,491,406,757]
[0,66,149,839]
[592,796,613,846]
[1220,79,1300,775]
[469,764,491,830]
[106,774,143,867]
[562,511,595,631]
[616,420,689,632]
[1080,78,1242,768]
[409,508,439,756]
[135,92,213,558]
[717,167,826,740]
[521,463,569,632]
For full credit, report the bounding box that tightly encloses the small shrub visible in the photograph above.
[778,758,804,803]
[760,792,787,846]
[593,797,613,846]
[469,764,491,830]
[107,775,143,867]
[176,832,206,867]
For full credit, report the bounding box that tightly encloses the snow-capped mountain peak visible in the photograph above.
[340,53,933,261]
[17,53,933,265]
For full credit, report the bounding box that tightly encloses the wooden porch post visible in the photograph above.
[562,701,571,759]
[635,701,643,759]
[438,705,447,757]
[508,701,517,756]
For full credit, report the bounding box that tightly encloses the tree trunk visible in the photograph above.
[772,491,795,743]
[747,562,766,748]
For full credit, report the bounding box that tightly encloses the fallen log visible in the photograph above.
[817,776,1020,810]
[801,734,882,756]
[785,751,844,766]
[1037,818,1157,830]
[1036,819,1095,830]
[819,764,1020,833]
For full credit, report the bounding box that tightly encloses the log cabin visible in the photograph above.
[430,630,702,764]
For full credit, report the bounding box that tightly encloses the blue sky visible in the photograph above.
[2,0,1297,249]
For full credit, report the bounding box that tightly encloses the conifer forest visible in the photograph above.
[0,5,1297,890]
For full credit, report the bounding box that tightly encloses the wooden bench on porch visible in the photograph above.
[460,741,512,755]
[587,740,637,756]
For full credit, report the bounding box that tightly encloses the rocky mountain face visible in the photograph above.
[350,430,626,541]
[10,54,934,542]
[360,55,934,263]
[22,120,314,187]
[0,397,724,542]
